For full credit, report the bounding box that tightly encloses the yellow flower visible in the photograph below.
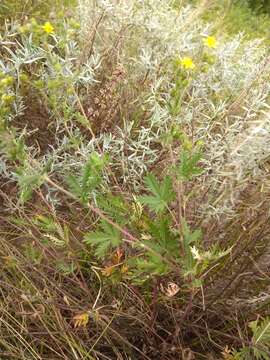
[42,22,54,34]
[181,57,195,70]
[203,36,217,49]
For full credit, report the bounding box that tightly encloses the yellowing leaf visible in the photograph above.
[101,265,115,277]
[121,264,129,274]
[112,248,124,264]
[72,312,89,328]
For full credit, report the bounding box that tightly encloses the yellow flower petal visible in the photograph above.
[180,57,195,70]
[42,22,54,34]
[203,36,217,49]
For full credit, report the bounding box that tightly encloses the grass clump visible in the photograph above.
[1,0,270,359]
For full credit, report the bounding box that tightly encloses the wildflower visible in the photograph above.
[42,22,54,34]
[181,57,195,70]
[203,36,217,49]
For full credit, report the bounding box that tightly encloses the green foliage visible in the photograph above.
[0,0,76,22]
[250,317,270,360]
[139,174,176,214]
[0,134,26,163]
[211,1,270,41]
[23,243,43,264]
[134,217,179,276]
[246,0,270,13]
[56,260,77,275]
[34,215,58,233]
[66,152,108,205]
[1,0,269,358]
[135,253,170,276]
[234,317,270,360]
[84,221,122,259]
[97,193,129,225]
[148,217,179,256]
[232,347,253,359]
[227,3,270,40]
[15,166,46,203]
[168,71,189,116]
[178,150,203,180]
[182,219,202,276]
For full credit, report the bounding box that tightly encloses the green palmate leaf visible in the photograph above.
[97,193,129,225]
[136,254,170,276]
[148,217,179,256]
[133,218,179,277]
[139,174,175,214]
[178,150,203,181]
[83,221,122,259]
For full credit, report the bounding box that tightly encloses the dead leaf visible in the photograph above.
[160,282,180,297]
[222,346,235,359]
[112,248,124,264]
[182,348,195,360]
[63,295,70,306]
